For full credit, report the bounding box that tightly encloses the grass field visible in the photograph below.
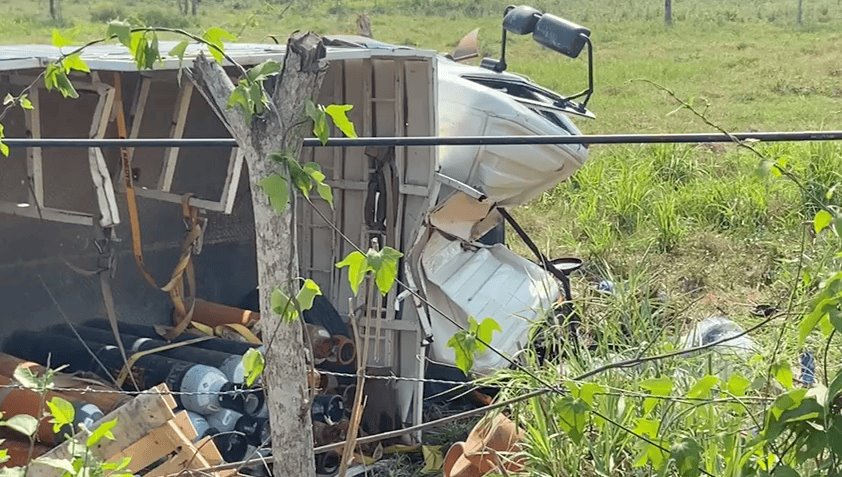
[3,1,842,475]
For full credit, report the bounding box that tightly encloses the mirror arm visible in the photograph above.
[558,35,594,111]
[495,5,517,72]
[582,35,594,108]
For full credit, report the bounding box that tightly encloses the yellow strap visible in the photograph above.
[115,336,214,388]
[189,322,216,336]
[114,73,202,342]
[215,324,262,345]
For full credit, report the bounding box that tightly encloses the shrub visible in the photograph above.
[89,3,127,23]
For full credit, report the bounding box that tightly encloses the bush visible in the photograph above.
[89,3,127,23]
[136,8,193,29]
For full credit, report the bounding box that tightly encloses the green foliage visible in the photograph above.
[270,278,322,322]
[46,396,76,434]
[259,173,290,213]
[445,317,501,375]
[0,123,8,157]
[86,418,118,447]
[242,348,265,387]
[202,27,236,63]
[670,436,703,477]
[306,100,359,145]
[2,415,38,438]
[814,209,834,234]
[105,21,131,48]
[336,246,404,296]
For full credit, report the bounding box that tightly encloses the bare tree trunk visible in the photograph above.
[48,0,57,20]
[191,0,199,16]
[190,32,327,477]
[797,0,804,24]
[665,0,673,26]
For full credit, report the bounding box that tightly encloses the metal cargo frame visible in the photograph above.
[0,42,438,429]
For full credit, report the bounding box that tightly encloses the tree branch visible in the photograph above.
[187,53,252,143]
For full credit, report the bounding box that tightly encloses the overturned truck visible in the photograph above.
[0,5,593,476]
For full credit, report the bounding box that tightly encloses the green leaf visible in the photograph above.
[770,388,807,420]
[287,160,313,197]
[2,94,12,106]
[19,95,33,110]
[557,396,589,444]
[335,251,371,296]
[296,279,322,312]
[62,53,90,74]
[13,365,41,390]
[270,288,297,322]
[3,415,38,437]
[726,374,751,397]
[569,382,605,408]
[0,449,7,465]
[306,101,329,145]
[46,396,76,434]
[0,124,7,157]
[317,182,334,206]
[107,21,132,48]
[474,318,501,353]
[370,246,403,295]
[799,308,827,346]
[101,456,132,472]
[670,436,702,477]
[258,173,290,213]
[201,27,236,63]
[772,362,794,390]
[446,330,477,375]
[169,40,190,84]
[814,210,834,234]
[686,375,719,399]
[634,418,660,438]
[242,348,264,387]
[44,64,79,99]
[246,60,281,83]
[146,31,161,70]
[641,377,673,396]
[86,418,118,447]
[324,104,358,138]
[32,457,75,475]
[51,30,73,48]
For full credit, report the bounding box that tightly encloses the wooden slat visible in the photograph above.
[24,87,43,206]
[112,411,197,472]
[29,384,177,477]
[157,81,194,192]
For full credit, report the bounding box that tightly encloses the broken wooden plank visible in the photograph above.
[29,384,177,477]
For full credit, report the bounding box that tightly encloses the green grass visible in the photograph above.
[2,0,842,475]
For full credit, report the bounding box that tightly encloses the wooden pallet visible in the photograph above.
[29,384,230,477]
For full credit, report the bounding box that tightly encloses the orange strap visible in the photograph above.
[113,73,203,341]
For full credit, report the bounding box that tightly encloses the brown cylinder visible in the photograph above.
[305,325,356,365]
[330,335,356,366]
[1,439,50,467]
[0,376,102,445]
[0,353,129,413]
[192,299,261,328]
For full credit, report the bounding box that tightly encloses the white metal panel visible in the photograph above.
[421,232,559,375]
